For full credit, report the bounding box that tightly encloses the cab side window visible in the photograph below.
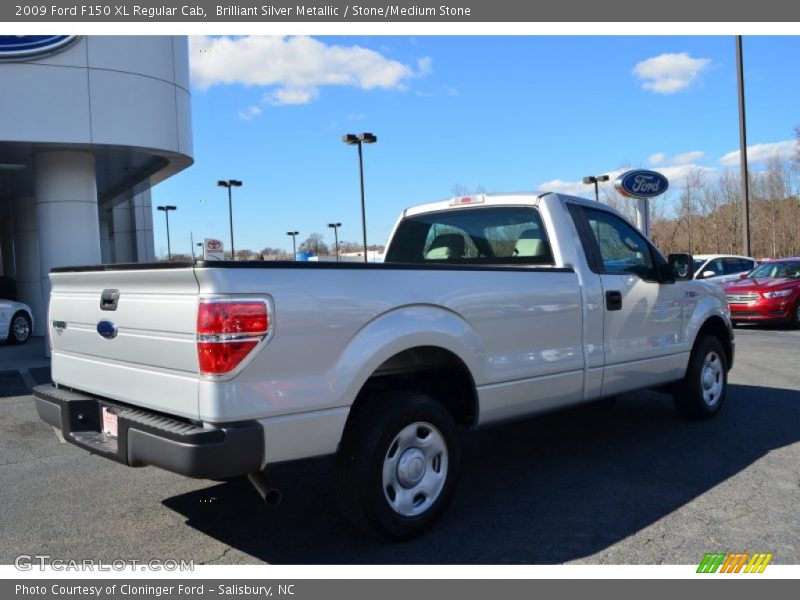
[704,259,725,277]
[584,209,658,281]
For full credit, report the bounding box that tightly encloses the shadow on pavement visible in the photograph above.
[163,383,800,564]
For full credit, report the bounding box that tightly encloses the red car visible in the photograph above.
[724,258,800,326]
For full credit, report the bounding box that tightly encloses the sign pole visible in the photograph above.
[636,198,650,238]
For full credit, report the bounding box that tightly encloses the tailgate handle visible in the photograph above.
[100,289,119,311]
[605,290,622,311]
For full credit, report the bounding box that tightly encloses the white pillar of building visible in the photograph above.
[12,196,45,336]
[35,151,101,354]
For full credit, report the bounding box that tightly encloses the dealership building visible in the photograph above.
[0,35,193,337]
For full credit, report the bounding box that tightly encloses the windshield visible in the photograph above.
[747,261,800,279]
[693,258,707,272]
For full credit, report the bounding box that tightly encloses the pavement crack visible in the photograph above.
[201,545,232,565]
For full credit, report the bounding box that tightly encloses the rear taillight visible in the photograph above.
[197,299,271,376]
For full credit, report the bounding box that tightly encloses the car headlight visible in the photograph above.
[763,289,793,298]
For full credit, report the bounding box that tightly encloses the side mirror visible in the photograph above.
[701,270,716,279]
[667,253,694,282]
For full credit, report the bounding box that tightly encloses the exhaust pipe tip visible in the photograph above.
[264,488,282,507]
[247,472,282,507]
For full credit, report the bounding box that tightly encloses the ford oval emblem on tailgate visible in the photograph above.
[96,320,118,340]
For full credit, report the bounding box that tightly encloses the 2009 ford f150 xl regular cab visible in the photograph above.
[34,192,733,539]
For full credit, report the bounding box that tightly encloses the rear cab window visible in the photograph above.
[384,207,554,266]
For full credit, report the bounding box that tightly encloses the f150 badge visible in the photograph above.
[96,320,118,340]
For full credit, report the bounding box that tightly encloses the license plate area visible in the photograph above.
[101,405,119,439]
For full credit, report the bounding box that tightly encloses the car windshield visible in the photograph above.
[747,261,800,279]
[693,258,707,271]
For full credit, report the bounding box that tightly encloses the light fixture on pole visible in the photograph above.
[342,132,377,262]
[582,174,610,202]
[156,205,177,261]
[327,222,342,262]
[217,179,243,260]
[286,231,299,261]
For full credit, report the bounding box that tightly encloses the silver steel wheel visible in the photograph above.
[12,315,30,342]
[700,350,723,407]
[382,421,448,517]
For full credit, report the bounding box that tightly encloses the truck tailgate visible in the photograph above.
[48,267,201,420]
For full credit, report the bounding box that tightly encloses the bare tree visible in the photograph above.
[299,233,330,256]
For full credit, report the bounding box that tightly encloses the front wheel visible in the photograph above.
[8,312,31,345]
[673,335,728,420]
[336,391,461,540]
[791,301,800,329]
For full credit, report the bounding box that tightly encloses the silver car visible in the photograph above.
[693,254,756,285]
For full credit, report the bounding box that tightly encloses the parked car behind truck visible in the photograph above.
[725,257,800,326]
[34,192,733,539]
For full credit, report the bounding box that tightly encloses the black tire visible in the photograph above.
[673,335,728,420]
[791,301,800,329]
[8,311,31,345]
[336,391,461,540]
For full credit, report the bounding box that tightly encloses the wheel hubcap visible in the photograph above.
[382,422,448,517]
[700,350,723,406]
[13,316,29,341]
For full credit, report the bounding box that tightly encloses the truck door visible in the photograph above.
[572,206,685,396]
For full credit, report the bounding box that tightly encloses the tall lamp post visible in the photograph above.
[582,174,610,202]
[342,132,377,262]
[286,231,299,261]
[217,179,242,260]
[735,36,751,257]
[156,205,176,261]
[328,222,342,262]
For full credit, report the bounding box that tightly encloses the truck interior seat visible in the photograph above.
[426,234,466,260]
[513,229,544,257]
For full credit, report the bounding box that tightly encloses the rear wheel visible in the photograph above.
[673,335,728,420]
[336,391,461,540]
[8,312,31,345]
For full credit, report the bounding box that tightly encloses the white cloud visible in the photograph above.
[237,105,262,120]
[264,87,318,106]
[719,139,797,167]
[632,52,711,94]
[671,150,705,165]
[649,152,666,165]
[190,36,425,106]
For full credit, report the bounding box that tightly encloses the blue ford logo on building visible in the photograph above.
[614,170,669,199]
[96,320,118,340]
[0,36,78,60]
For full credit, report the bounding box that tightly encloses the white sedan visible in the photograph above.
[0,299,33,344]
[693,254,756,285]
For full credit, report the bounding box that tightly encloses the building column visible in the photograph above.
[12,196,45,336]
[132,189,156,262]
[0,198,15,278]
[112,195,135,263]
[35,151,100,355]
[99,214,112,264]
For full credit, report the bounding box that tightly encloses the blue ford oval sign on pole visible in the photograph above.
[0,36,78,60]
[614,169,669,237]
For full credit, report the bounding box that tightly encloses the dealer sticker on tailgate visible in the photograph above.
[101,407,118,438]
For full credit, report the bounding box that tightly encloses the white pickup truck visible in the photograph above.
[34,192,733,539]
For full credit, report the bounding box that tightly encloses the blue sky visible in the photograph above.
[151,35,800,257]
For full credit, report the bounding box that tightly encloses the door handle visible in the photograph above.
[606,290,622,311]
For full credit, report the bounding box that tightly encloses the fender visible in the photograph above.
[332,304,486,412]
[682,281,733,366]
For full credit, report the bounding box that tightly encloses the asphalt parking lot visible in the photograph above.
[1,325,798,565]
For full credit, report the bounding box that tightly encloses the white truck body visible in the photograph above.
[35,192,733,538]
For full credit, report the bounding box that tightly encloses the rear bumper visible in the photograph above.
[33,384,264,479]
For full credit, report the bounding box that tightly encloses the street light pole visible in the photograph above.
[343,133,377,262]
[582,174,610,202]
[328,222,342,262]
[286,231,299,261]
[217,179,243,260]
[156,205,176,261]
[736,36,751,257]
